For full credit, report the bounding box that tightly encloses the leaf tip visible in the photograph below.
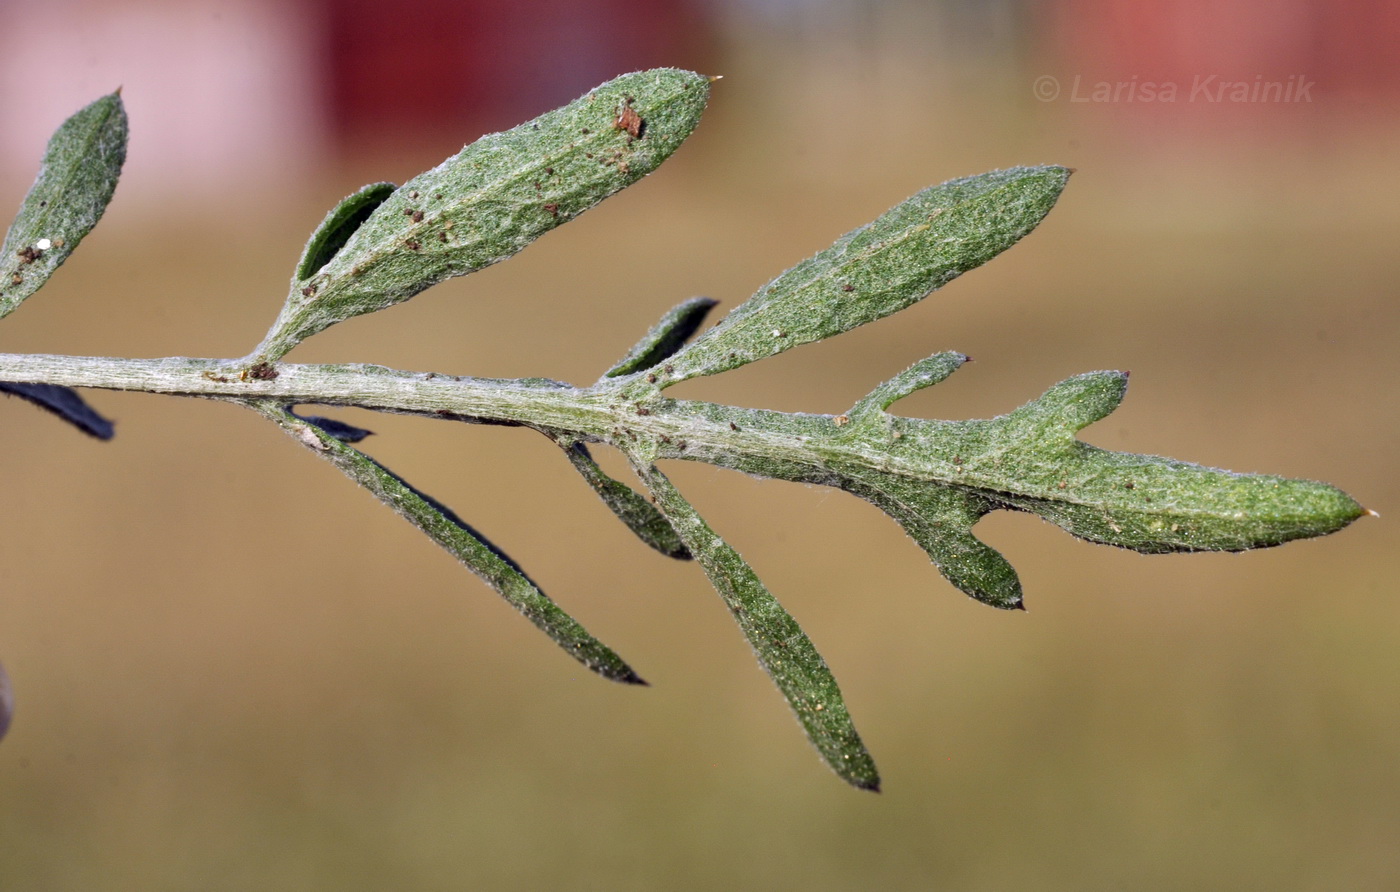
[616,669,649,686]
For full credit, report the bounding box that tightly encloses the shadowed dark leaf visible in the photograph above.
[0,382,113,439]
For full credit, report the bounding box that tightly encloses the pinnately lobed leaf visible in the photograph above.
[0,83,1367,788]
[0,91,127,319]
[656,165,1070,385]
[255,69,712,361]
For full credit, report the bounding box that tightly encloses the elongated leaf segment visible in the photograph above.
[0,382,114,440]
[254,404,645,684]
[603,296,717,378]
[658,166,1070,385]
[0,92,127,319]
[845,351,969,421]
[294,182,396,280]
[254,69,712,361]
[555,438,689,559]
[632,461,881,792]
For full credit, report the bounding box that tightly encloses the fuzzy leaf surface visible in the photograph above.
[256,69,711,360]
[603,296,717,378]
[659,166,1070,384]
[254,403,643,684]
[0,92,127,319]
[557,439,689,559]
[294,182,396,280]
[631,461,880,791]
[635,362,1363,606]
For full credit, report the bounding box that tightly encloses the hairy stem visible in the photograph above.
[0,351,1363,563]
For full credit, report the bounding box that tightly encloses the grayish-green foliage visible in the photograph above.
[255,69,711,361]
[0,91,126,320]
[660,167,1070,385]
[0,73,1366,783]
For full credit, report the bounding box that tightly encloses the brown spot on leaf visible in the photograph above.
[615,103,644,139]
[411,210,424,223]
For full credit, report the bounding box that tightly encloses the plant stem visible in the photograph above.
[0,350,1363,557]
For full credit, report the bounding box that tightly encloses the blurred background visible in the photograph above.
[0,0,1395,888]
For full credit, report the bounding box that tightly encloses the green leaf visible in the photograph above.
[294,182,396,280]
[631,460,880,792]
[641,358,1362,609]
[255,68,712,361]
[658,166,1070,385]
[0,382,114,439]
[253,403,644,684]
[556,439,689,558]
[0,92,127,319]
[845,481,1023,610]
[827,369,1365,568]
[844,351,968,422]
[603,296,717,378]
[979,372,1366,552]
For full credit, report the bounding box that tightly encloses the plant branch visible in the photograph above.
[0,350,1364,573]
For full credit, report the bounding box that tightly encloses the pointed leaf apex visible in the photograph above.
[1009,370,1128,438]
[252,69,711,361]
[849,351,968,419]
[604,296,718,379]
[660,165,1071,384]
[0,91,128,319]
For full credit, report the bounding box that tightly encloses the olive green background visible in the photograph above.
[1,38,1396,891]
